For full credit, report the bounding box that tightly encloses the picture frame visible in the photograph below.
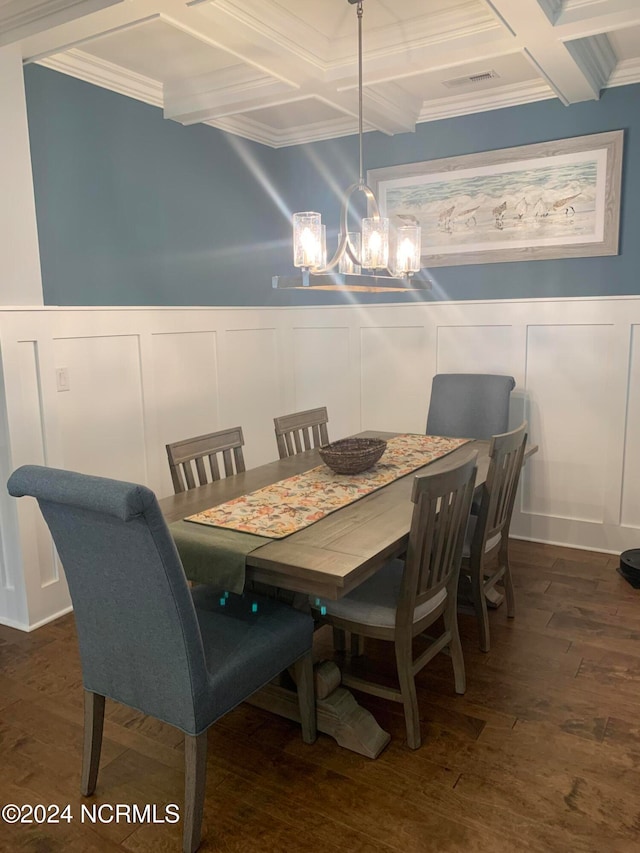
[367,130,623,267]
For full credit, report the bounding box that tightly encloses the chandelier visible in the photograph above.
[272,0,430,293]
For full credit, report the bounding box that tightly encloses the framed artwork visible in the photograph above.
[367,130,623,267]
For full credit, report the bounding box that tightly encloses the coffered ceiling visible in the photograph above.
[3,0,640,147]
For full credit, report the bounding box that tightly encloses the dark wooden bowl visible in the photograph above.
[318,437,387,475]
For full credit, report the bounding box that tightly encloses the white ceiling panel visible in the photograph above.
[80,18,238,82]
[395,53,539,102]
[608,23,640,60]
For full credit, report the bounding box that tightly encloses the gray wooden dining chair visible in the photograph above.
[273,407,329,459]
[426,373,516,440]
[7,465,316,853]
[166,426,245,493]
[459,421,528,652]
[314,452,477,750]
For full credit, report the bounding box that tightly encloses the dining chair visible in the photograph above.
[426,373,516,439]
[166,426,245,494]
[459,421,528,652]
[314,451,477,750]
[7,465,316,853]
[273,407,329,459]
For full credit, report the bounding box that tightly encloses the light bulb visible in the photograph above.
[362,217,389,270]
[301,228,317,267]
[395,224,421,274]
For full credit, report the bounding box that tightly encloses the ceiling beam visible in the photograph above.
[482,0,607,102]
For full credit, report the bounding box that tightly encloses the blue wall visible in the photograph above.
[24,64,640,306]
[24,65,285,306]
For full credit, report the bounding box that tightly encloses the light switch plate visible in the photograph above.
[55,367,70,392]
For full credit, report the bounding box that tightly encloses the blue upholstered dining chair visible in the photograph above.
[314,452,477,750]
[7,465,316,853]
[426,373,516,440]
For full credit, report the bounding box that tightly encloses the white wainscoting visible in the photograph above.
[0,296,638,630]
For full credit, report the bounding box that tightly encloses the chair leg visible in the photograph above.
[184,731,208,853]
[81,691,105,796]
[472,565,491,653]
[502,546,516,619]
[444,600,466,695]
[293,652,317,744]
[395,640,421,750]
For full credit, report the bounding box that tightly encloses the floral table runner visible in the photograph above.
[185,434,470,539]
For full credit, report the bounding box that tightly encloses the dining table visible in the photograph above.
[158,430,528,758]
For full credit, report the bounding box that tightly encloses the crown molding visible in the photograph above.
[362,83,420,134]
[561,0,608,11]
[416,80,555,122]
[36,48,162,107]
[205,114,363,148]
[0,0,122,48]
[607,56,640,87]
[565,33,616,93]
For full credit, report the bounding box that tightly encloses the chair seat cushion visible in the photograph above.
[191,587,313,730]
[463,515,502,559]
[318,559,447,629]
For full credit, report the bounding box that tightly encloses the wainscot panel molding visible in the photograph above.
[0,296,637,630]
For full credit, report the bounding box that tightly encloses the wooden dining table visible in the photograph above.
[158,431,493,758]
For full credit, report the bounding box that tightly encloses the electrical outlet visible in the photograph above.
[56,367,70,392]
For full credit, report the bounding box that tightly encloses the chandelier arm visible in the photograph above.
[309,180,382,273]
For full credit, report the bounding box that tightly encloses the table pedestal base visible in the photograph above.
[248,661,391,759]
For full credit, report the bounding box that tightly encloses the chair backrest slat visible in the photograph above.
[274,408,329,460]
[166,427,245,494]
[472,422,528,556]
[222,449,233,477]
[398,453,477,625]
[184,461,197,490]
[194,456,208,487]
[208,452,221,481]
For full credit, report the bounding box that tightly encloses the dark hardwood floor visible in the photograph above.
[2,540,640,852]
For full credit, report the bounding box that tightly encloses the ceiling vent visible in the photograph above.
[442,70,500,88]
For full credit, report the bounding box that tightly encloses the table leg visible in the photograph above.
[248,659,391,759]
[246,592,390,758]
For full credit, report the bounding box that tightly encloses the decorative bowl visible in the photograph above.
[318,437,387,475]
